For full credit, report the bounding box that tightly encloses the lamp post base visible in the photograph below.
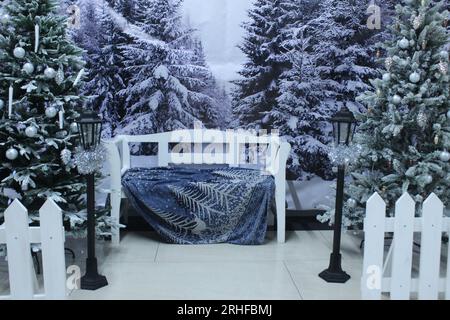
[318,253,351,283]
[80,258,108,290]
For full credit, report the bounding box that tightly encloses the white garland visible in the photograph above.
[329,144,362,166]
[73,145,106,175]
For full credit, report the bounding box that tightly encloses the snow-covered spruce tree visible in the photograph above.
[268,0,326,179]
[232,0,297,130]
[269,0,386,180]
[107,0,146,23]
[311,0,384,114]
[0,0,100,233]
[78,2,128,137]
[310,0,383,119]
[319,0,449,228]
[120,0,221,134]
[188,37,232,128]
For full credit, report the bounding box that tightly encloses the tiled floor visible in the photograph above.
[61,230,365,300]
[0,230,366,299]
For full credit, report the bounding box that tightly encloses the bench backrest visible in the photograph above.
[107,129,284,175]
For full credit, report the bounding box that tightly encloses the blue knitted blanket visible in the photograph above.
[122,167,275,245]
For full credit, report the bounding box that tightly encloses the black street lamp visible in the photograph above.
[319,106,357,283]
[77,110,108,290]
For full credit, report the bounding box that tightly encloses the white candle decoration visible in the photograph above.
[8,85,13,118]
[59,109,64,129]
[34,24,39,53]
[73,68,84,86]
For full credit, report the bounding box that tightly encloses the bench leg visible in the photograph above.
[276,188,286,243]
[121,198,129,225]
[111,192,121,246]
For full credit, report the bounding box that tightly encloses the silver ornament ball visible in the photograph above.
[440,50,449,59]
[69,122,79,133]
[45,106,57,118]
[44,67,56,79]
[392,95,402,105]
[0,14,10,24]
[5,148,18,160]
[439,151,450,162]
[22,62,34,75]
[25,126,37,138]
[447,110,450,119]
[398,37,409,49]
[13,47,25,59]
[0,99,4,109]
[424,175,433,185]
[347,198,357,209]
[382,73,391,82]
[409,72,420,83]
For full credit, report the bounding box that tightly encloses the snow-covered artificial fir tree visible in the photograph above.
[187,37,231,129]
[76,1,128,137]
[119,0,221,134]
[268,0,325,179]
[267,0,388,179]
[0,0,102,234]
[310,0,384,113]
[319,0,450,228]
[232,0,297,130]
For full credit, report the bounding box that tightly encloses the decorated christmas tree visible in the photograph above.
[0,0,94,233]
[319,0,449,227]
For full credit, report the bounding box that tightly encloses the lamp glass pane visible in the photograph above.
[349,122,356,144]
[333,122,338,146]
[94,123,101,147]
[339,122,349,145]
[87,124,94,149]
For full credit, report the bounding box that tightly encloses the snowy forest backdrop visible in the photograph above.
[61,0,398,181]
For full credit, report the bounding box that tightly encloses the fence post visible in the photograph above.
[447,220,450,300]
[391,193,415,300]
[362,192,385,300]
[40,199,66,299]
[4,199,34,299]
[418,193,443,300]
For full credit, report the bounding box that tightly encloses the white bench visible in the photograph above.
[104,129,291,245]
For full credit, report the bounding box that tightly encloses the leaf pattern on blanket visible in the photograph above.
[193,182,239,212]
[150,205,207,235]
[169,184,224,221]
[213,168,263,181]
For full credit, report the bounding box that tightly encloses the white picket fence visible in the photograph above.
[362,192,450,300]
[0,199,66,299]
